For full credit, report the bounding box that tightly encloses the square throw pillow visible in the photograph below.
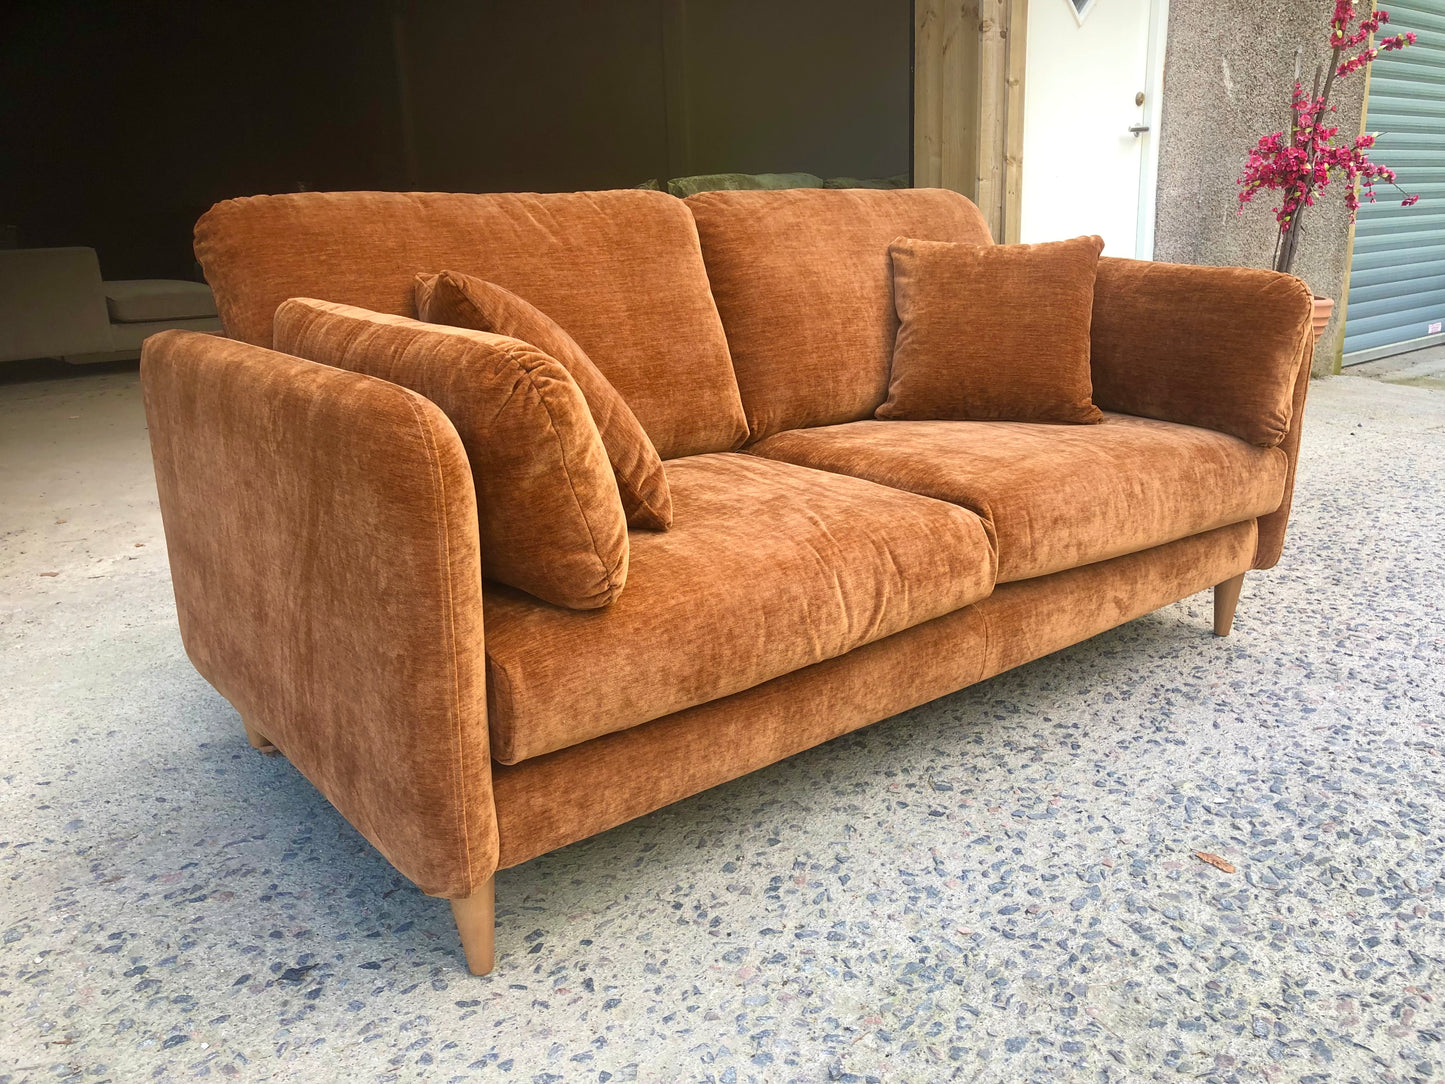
[274,298,628,610]
[415,271,672,530]
[877,235,1105,424]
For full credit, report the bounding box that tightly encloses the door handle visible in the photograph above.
[1128,124,1151,136]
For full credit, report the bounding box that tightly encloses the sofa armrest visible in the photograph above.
[141,330,496,897]
[1089,258,1315,569]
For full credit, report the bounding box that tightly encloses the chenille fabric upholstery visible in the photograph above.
[1090,258,1314,448]
[274,299,628,610]
[749,413,1286,582]
[415,271,671,530]
[686,187,993,441]
[972,520,1257,678]
[140,331,494,898]
[150,184,1322,938]
[195,189,748,458]
[481,453,997,763]
[1253,349,1312,570]
[489,521,1256,869]
[1087,258,1315,571]
[879,235,1105,424]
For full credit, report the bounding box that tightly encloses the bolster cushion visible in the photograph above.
[275,298,628,610]
[415,271,672,530]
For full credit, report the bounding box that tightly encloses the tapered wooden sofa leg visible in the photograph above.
[452,879,496,976]
[242,719,279,754]
[1213,572,1246,637]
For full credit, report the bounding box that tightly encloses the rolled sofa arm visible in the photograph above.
[1089,258,1315,570]
[141,330,496,898]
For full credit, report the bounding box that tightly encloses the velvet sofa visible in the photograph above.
[140,188,1314,976]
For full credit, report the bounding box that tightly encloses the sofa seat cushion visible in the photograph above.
[749,413,1288,583]
[482,453,996,763]
[105,279,218,323]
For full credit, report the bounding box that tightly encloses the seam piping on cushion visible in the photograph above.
[510,345,624,607]
[486,659,518,766]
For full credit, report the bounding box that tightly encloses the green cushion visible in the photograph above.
[665,172,825,197]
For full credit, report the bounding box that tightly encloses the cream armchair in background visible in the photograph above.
[0,246,221,365]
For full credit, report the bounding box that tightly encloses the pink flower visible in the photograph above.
[1380,31,1417,50]
[1236,2,1420,247]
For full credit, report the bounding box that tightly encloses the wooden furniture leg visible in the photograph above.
[242,719,279,754]
[1213,572,1246,637]
[452,879,496,975]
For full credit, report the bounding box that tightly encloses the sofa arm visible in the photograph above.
[1089,258,1315,569]
[141,330,496,898]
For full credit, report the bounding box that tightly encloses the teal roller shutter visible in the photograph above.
[1343,0,1445,363]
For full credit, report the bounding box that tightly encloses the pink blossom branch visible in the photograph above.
[1237,0,1419,274]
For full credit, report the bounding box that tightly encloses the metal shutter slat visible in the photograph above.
[1343,0,1445,362]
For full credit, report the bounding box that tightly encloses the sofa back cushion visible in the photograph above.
[274,298,629,610]
[196,189,748,459]
[686,188,993,442]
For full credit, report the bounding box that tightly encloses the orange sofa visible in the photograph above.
[140,188,1314,976]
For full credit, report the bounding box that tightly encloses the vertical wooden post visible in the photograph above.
[1002,0,1029,242]
[916,0,1025,239]
[914,0,980,195]
[915,0,944,188]
[976,0,1008,233]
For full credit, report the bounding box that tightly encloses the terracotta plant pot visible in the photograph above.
[1311,295,1334,340]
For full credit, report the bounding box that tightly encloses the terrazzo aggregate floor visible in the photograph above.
[2,369,1443,1084]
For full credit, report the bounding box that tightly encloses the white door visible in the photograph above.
[1018,0,1168,258]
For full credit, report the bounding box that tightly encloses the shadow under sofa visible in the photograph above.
[140,187,1315,976]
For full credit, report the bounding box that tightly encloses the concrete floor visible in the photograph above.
[2,364,1444,1083]
[1350,343,1445,390]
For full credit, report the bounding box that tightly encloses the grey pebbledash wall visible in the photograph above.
[1154,0,1367,374]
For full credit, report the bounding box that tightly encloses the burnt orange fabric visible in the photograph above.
[274,298,628,610]
[491,522,1255,869]
[482,453,996,763]
[878,235,1105,423]
[750,413,1286,582]
[141,330,495,898]
[1253,346,1313,570]
[1090,258,1314,448]
[973,520,1256,678]
[415,271,671,530]
[686,187,994,441]
[194,189,748,459]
